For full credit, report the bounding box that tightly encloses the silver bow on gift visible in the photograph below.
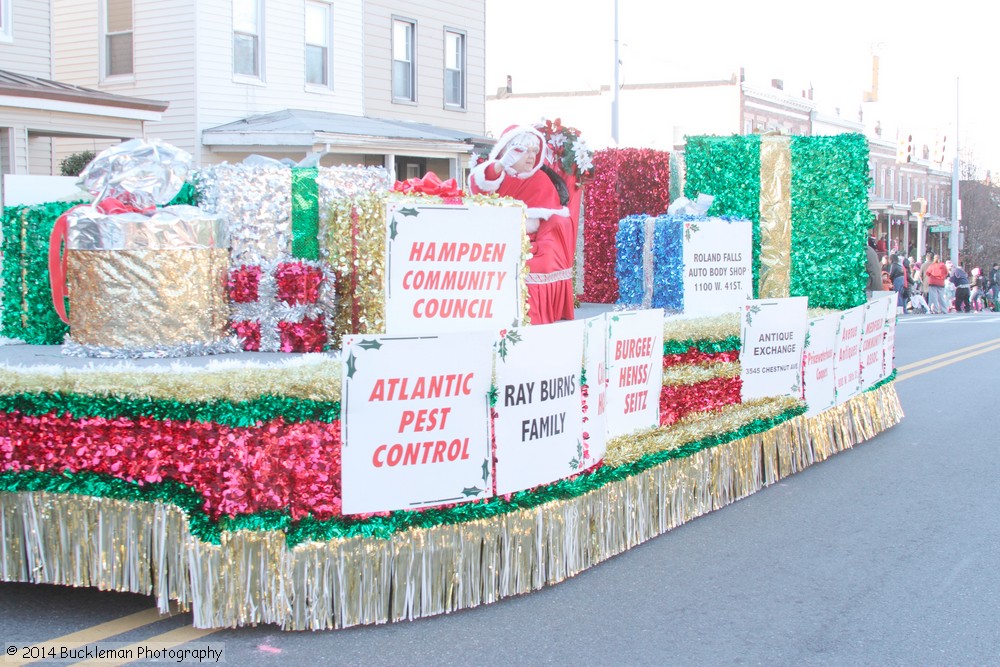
[78,137,192,210]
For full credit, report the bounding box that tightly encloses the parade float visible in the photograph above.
[0,130,901,630]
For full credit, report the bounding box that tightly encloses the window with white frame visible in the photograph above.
[305,1,332,87]
[392,18,415,102]
[0,0,12,43]
[233,0,262,78]
[444,29,465,109]
[104,0,133,77]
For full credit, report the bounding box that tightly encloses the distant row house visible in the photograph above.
[487,76,956,260]
[0,0,489,195]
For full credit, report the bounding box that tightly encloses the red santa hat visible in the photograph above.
[488,124,546,177]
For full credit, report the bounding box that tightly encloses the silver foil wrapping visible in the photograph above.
[78,138,192,209]
[66,205,228,250]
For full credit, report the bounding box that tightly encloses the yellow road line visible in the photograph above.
[8,608,174,667]
[896,342,1000,383]
[896,337,1000,372]
[69,625,221,667]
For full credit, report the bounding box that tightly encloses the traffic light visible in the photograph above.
[932,135,947,164]
[896,132,913,163]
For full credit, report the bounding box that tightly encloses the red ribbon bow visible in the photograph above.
[48,197,151,324]
[392,172,464,204]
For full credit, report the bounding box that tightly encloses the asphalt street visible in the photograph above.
[2,312,999,666]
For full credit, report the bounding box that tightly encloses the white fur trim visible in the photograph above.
[525,217,540,234]
[469,162,504,193]
[526,206,569,220]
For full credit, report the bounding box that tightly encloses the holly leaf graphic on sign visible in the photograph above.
[461,486,482,497]
[399,207,419,217]
[481,458,490,483]
[358,339,383,351]
[345,350,358,379]
[389,216,399,241]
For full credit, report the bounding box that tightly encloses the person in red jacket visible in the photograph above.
[924,254,949,314]
[469,125,574,324]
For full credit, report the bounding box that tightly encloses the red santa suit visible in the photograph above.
[469,126,575,324]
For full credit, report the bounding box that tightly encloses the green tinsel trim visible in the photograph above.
[684,135,762,298]
[662,335,742,356]
[0,403,809,547]
[867,368,896,392]
[290,167,321,261]
[0,392,340,426]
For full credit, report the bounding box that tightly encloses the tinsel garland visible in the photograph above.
[662,361,740,387]
[0,383,902,630]
[0,392,339,426]
[0,413,342,519]
[659,376,742,425]
[0,201,83,344]
[663,348,740,368]
[583,148,671,303]
[0,357,343,402]
[0,398,809,545]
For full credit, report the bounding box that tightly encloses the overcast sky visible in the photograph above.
[486,0,997,175]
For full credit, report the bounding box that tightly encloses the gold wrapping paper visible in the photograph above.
[66,249,230,347]
[0,384,903,631]
[758,136,793,298]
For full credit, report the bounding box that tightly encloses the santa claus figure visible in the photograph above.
[469,125,575,324]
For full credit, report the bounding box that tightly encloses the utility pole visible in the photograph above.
[950,77,960,265]
[611,0,620,145]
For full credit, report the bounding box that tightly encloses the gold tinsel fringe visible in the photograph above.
[0,384,903,630]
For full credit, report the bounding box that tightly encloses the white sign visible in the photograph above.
[606,309,665,438]
[385,203,524,334]
[803,313,839,417]
[882,306,897,381]
[682,218,753,316]
[340,332,494,515]
[739,297,808,401]
[581,315,609,468]
[834,305,865,403]
[860,296,893,390]
[494,321,585,495]
[3,174,86,207]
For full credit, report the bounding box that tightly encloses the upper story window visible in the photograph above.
[234,0,263,79]
[305,1,332,88]
[104,0,133,77]
[444,29,465,109]
[392,18,415,102]
[0,0,13,43]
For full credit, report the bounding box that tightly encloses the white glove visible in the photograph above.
[499,145,528,170]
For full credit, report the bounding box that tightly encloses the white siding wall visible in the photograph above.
[55,0,198,156]
[363,0,485,134]
[0,0,52,77]
[196,0,364,163]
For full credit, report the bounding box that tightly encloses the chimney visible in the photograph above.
[771,78,783,90]
[506,75,512,94]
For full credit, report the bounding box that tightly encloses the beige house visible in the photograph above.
[49,0,489,178]
[0,0,166,187]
